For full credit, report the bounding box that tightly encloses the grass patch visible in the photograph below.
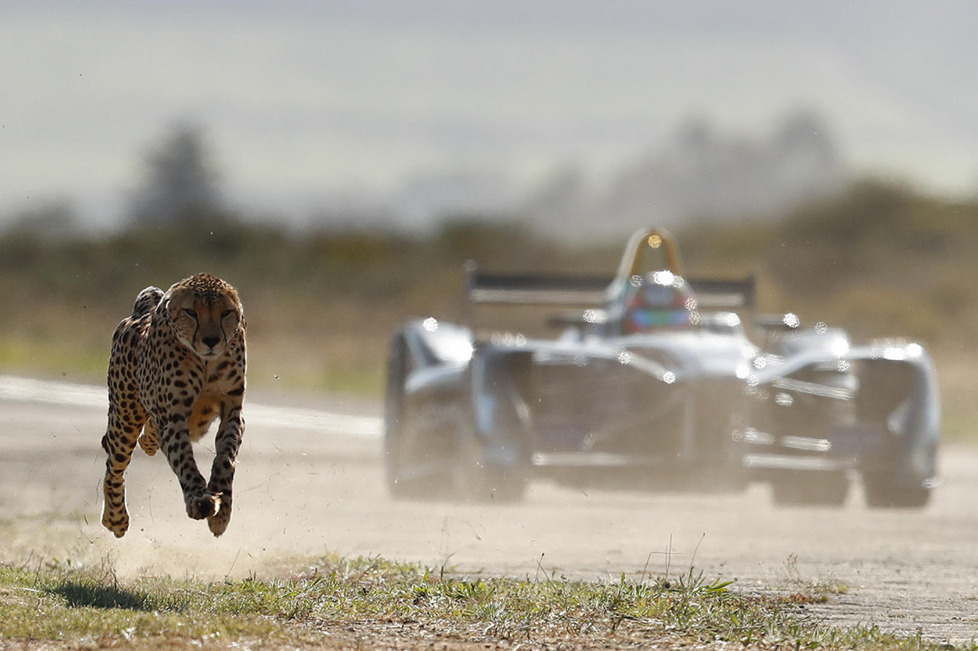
[0,555,969,649]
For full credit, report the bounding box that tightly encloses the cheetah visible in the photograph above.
[100,273,246,538]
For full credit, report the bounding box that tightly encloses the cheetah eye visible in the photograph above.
[221,310,235,319]
[182,309,198,320]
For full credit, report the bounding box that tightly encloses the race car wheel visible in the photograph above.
[384,332,438,499]
[384,333,413,498]
[861,472,931,509]
[770,470,850,507]
[457,463,527,503]
[452,421,528,504]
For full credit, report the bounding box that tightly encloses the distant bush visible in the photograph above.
[1,178,976,397]
[0,216,574,390]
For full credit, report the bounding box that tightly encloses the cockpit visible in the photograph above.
[620,271,699,334]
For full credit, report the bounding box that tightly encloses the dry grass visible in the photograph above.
[0,554,966,650]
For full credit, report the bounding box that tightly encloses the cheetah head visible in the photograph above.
[164,274,244,360]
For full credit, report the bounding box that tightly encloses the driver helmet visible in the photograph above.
[623,271,698,333]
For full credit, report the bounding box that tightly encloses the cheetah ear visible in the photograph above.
[163,285,191,309]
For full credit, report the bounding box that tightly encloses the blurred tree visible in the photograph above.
[127,122,226,228]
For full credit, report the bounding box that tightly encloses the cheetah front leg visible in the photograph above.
[206,399,245,536]
[159,416,222,522]
[100,410,143,538]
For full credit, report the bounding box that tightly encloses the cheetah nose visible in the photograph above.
[202,335,221,349]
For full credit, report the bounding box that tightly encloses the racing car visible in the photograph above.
[384,227,940,508]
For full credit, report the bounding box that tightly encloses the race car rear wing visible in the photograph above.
[466,267,756,311]
[687,277,757,310]
[467,270,611,306]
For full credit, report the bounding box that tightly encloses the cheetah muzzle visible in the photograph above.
[100,273,247,538]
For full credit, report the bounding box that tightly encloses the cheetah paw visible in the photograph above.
[101,506,129,538]
[185,491,222,520]
[206,493,232,536]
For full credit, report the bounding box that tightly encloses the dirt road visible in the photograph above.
[0,375,975,644]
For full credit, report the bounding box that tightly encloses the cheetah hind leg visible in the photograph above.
[137,418,159,456]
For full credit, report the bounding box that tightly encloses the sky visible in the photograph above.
[3,1,978,229]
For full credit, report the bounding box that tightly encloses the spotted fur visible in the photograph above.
[100,273,246,538]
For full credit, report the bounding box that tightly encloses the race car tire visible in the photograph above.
[384,332,415,498]
[452,421,528,504]
[461,464,527,504]
[384,331,448,499]
[770,470,850,507]
[862,472,931,509]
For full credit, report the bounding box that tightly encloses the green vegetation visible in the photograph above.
[2,177,978,436]
[0,554,964,649]
[683,179,978,345]
[0,216,582,394]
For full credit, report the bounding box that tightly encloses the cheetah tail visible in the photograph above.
[131,286,165,318]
